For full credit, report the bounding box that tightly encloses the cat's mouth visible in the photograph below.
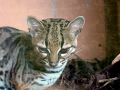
[45,62,63,68]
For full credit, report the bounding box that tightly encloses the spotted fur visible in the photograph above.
[0,16,85,90]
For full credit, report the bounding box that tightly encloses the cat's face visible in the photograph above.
[26,16,85,67]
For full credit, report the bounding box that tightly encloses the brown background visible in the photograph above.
[0,0,120,61]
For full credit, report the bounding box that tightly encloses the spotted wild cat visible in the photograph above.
[0,16,85,90]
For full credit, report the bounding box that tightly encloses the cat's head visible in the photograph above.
[26,16,85,68]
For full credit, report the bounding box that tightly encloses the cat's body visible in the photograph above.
[0,16,85,90]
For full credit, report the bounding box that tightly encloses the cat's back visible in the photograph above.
[0,26,28,45]
[0,27,30,67]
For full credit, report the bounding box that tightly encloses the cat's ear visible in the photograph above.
[26,16,44,36]
[68,16,85,37]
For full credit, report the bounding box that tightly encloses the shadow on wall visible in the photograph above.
[104,0,120,58]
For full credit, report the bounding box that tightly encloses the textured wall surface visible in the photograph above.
[0,0,106,60]
[105,0,120,58]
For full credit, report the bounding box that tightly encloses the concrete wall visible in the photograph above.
[0,0,106,60]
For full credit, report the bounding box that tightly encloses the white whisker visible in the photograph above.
[74,48,83,54]
[69,45,84,59]
[75,45,84,53]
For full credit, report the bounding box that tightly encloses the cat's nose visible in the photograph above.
[50,62,58,67]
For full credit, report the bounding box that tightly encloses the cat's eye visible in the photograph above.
[38,47,48,53]
[60,48,70,54]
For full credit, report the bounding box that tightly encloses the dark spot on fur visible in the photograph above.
[3,53,10,65]
[26,77,31,82]
[8,88,12,90]
[64,21,70,27]
[42,20,47,23]
[1,42,7,50]
[4,27,11,33]
[41,79,46,81]
[0,87,4,89]
[60,24,63,27]
[0,71,3,75]
[28,72,31,74]
[0,65,3,68]
[5,71,8,74]
[5,71,9,77]
[1,37,12,50]
[32,82,43,86]
[42,73,46,76]
[47,24,51,28]
[18,75,20,78]
[5,37,12,45]
[33,73,36,75]
[0,78,3,81]
[0,61,4,68]
[31,78,34,81]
